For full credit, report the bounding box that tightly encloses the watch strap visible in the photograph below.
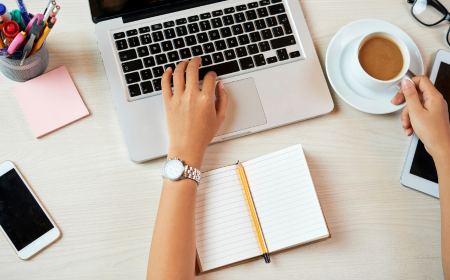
[184,165,201,185]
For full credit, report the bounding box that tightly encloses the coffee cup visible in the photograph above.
[351,31,412,91]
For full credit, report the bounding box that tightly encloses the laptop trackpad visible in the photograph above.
[216,78,267,136]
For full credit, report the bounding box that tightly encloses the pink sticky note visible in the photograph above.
[13,66,90,138]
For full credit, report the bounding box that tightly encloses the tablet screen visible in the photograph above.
[410,62,450,183]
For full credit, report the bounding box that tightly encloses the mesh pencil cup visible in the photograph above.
[0,41,49,82]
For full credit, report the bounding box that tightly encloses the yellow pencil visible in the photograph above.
[237,162,271,263]
[30,17,56,57]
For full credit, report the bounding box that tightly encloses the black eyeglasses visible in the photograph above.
[407,0,450,46]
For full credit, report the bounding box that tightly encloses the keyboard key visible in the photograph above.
[200,13,211,19]
[220,27,232,38]
[224,49,236,60]
[176,26,188,36]
[140,34,152,44]
[248,2,259,8]
[256,7,269,17]
[289,51,300,58]
[236,4,247,11]
[198,61,240,80]
[164,21,175,28]
[201,55,213,66]
[272,0,282,3]
[277,13,289,23]
[141,81,154,94]
[140,69,153,80]
[185,35,197,46]
[197,32,209,43]
[215,40,227,51]
[137,46,150,57]
[156,54,168,65]
[232,24,244,35]
[119,49,137,61]
[239,57,255,70]
[261,29,273,39]
[176,18,187,25]
[139,27,150,33]
[259,41,271,51]
[212,10,223,17]
[254,19,267,29]
[267,56,277,63]
[125,72,140,84]
[164,63,176,70]
[278,15,292,34]
[211,18,223,28]
[152,67,164,78]
[234,13,246,23]
[270,35,296,49]
[114,32,125,39]
[247,44,259,54]
[153,79,162,91]
[161,41,174,51]
[208,30,221,40]
[260,0,270,5]
[151,24,163,31]
[188,23,200,33]
[143,57,156,67]
[238,34,250,45]
[266,16,277,27]
[272,26,284,37]
[168,51,180,62]
[245,10,258,20]
[278,53,289,61]
[226,37,239,48]
[236,47,248,57]
[253,54,266,66]
[243,22,255,32]
[174,38,185,49]
[152,31,164,42]
[268,3,285,15]
[128,84,141,97]
[128,37,140,47]
[164,28,176,39]
[276,48,287,56]
[179,48,192,59]
[149,44,162,54]
[249,31,262,42]
[212,52,225,63]
[203,43,215,53]
[188,15,199,22]
[223,15,234,25]
[224,7,235,14]
[191,45,204,56]
[122,59,143,73]
[199,20,212,31]
[126,29,138,36]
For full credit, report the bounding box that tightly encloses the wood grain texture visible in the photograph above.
[0,0,448,279]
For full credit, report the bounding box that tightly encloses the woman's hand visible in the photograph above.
[391,76,450,159]
[161,57,228,168]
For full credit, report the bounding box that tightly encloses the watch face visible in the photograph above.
[164,160,184,180]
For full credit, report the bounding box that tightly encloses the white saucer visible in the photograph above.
[325,19,424,114]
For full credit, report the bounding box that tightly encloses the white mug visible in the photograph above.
[351,31,412,91]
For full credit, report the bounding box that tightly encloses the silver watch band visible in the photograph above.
[184,165,201,185]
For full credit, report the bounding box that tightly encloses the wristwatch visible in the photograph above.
[162,158,201,185]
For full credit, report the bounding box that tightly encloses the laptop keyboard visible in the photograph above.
[112,0,302,101]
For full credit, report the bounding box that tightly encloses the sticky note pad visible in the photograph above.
[13,66,90,138]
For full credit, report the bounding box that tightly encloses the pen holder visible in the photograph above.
[0,41,49,82]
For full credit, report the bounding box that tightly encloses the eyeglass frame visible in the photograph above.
[407,0,450,46]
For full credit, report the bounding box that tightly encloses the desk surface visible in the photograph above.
[0,0,449,279]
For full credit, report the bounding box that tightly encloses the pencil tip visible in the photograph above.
[263,253,271,263]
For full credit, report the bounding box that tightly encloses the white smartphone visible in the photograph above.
[0,161,61,259]
[400,49,450,198]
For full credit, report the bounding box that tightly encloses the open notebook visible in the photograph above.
[195,144,330,273]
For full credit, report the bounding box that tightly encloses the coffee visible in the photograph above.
[358,35,404,81]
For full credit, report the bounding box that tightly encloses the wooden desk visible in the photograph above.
[0,0,448,279]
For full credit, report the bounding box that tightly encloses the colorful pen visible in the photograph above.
[30,17,55,57]
[0,17,4,49]
[7,30,25,54]
[0,3,11,22]
[2,20,19,38]
[43,1,55,23]
[11,9,25,31]
[15,0,30,26]
[0,47,22,57]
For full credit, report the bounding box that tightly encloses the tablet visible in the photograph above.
[400,50,450,198]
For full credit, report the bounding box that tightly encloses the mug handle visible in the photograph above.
[395,69,416,89]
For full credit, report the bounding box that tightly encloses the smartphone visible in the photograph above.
[0,161,61,259]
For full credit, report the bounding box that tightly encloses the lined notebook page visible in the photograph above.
[195,165,261,272]
[242,144,329,252]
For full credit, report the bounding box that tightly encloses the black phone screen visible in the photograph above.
[410,61,450,183]
[0,169,54,251]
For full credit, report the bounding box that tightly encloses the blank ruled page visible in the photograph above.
[195,165,261,272]
[242,144,329,252]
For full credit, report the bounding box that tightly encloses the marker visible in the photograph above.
[0,4,11,22]
[0,47,22,57]
[7,30,25,54]
[43,1,55,23]
[30,17,55,57]
[25,13,43,34]
[11,9,25,31]
[15,0,30,26]
[0,17,4,48]
[2,20,19,38]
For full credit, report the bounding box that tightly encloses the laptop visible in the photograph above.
[89,0,334,162]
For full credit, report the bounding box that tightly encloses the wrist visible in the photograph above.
[167,148,204,169]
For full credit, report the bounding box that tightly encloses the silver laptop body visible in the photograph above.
[93,0,334,162]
